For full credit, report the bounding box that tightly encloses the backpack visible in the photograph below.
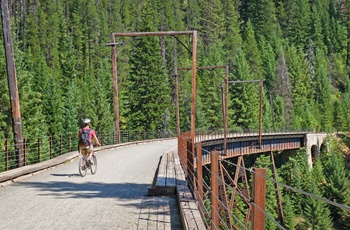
[79,128,91,146]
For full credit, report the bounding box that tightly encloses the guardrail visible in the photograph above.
[0,130,177,173]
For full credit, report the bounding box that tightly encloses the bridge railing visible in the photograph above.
[0,129,176,173]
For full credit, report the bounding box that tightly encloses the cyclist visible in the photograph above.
[78,118,101,164]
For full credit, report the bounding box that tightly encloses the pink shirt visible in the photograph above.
[78,127,97,146]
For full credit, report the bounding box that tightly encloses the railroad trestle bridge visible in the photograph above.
[178,131,328,229]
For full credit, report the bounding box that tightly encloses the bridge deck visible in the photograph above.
[0,139,185,230]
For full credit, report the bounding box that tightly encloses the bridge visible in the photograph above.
[1,130,344,230]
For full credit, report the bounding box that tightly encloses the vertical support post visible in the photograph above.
[186,139,194,192]
[211,150,219,229]
[223,66,229,155]
[252,168,266,230]
[196,143,204,215]
[221,84,226,154]
[111,34,120,144]
[5,139,8,170]
[23,138,26,166]
[49,136,53,159]
[259,80,263,148]
[68,133,71,152]
[37,138,41,163]
[174,67,180,136]
[1,0,24,167]
[60,133,63,155]
[190,31,197,153]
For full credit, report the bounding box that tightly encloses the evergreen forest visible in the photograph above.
[0,0,349,139]
[0,0,350,229]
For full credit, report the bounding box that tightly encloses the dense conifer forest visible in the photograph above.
[0,0,349,139]
[1,0,350,228]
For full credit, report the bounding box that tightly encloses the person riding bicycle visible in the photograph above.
[78,118,101,164]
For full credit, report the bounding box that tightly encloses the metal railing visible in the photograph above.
[0,129,177,173]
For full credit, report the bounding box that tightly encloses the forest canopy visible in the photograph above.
[0,0,349,141]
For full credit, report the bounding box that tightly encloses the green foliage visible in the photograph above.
[0,0,348,141]
[321,150,350,227]
[125,1,171,132]
[230,49,259,129]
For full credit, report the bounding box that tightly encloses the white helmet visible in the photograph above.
[83,118,91,125]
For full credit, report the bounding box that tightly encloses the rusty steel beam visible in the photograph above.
[191,31,197,150]
[177,65,227,71]
[211,150,220,229]
[259,81,263,148]
[109,34,120,143]
[196,143,204,218]
[173,72,180,136]
[224,66,229,155]
[1,0,24,167]
[252,168,266,230]
[112,31,195,37]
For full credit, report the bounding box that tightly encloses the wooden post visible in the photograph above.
[49,136,53,159]
[110,34,120,144]
[68,133,71,152]
[211,150,219,229]
[23,138,26,166]
[37,138,41,163]
[252,168,266,230]
[5,139,8,170]
[187,140,194,192]
[174,68,180,136]
[191,31,197,158]
[196,143,204,216]
[1,0,24,167]
[60,134,63,155]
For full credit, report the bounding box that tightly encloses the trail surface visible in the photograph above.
[0,139,182,230]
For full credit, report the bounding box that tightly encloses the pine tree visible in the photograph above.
[282,195,295,230]
[333,98,347,132]
[230,49,259,130]
[221,0,242,66]
[243,20,263,80]
[272,47,293,129]
[321,149,350,227]
[246,0,279,44]
[285,44,316,130]
[125,1,171,132]
[302,179,333,229]
[279,148,309,215]
[314,48,333,131]
[196,43,225,130]
[260,38,276,92]
[286,0,312,50]
[198,0,225,48]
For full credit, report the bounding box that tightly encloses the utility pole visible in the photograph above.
[1,0,24,167]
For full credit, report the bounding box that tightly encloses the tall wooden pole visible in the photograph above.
[1,0,24,167]
[191,31,197,146]
[110,34,120,144]
[174,67,180,136]
[224,66,229,155]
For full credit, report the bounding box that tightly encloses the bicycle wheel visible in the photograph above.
[78,157,87,177]
[90,155,97,175]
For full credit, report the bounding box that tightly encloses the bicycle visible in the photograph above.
[78,150,97,177]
